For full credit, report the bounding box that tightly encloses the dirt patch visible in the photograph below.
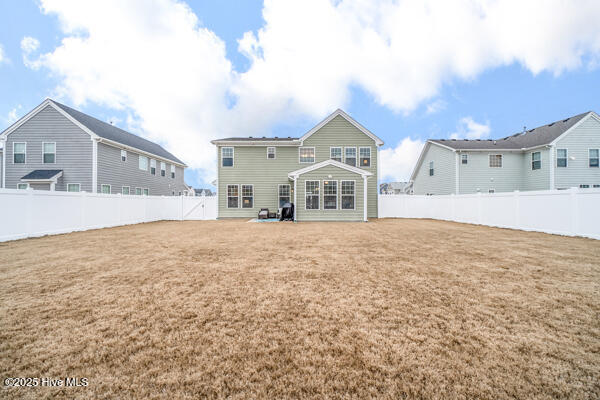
[1,219,599,399]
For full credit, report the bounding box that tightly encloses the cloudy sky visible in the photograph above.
[1,0,599,188]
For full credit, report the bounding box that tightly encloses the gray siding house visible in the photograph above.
[411,111,600,194]
[211,109,383,221]
[0,99,188,195]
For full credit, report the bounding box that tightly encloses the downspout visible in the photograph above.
[548,144,555,190]
[215,145,219,218]
[91,137,99,193]
[293,176,297,222]
[363,175,368,222]
[455,150,460,195]
[1,138,5,188]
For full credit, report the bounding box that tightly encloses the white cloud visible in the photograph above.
[380,137,425,182]
[21,36,40,68]
[450,117,490,139]
[425,99,446,115]
[3,105,22,125]
[0,44,6,64]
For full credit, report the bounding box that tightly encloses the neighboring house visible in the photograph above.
[0,98,188,195]
[380,181,411,194]
[211,109,383,221]
[194,188,213,196]
[411,111,600,195]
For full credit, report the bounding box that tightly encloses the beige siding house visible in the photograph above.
[211,109,383,221]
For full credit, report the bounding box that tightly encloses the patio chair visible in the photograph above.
[258,208,269,219]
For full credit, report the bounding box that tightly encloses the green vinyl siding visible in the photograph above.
[412,143,455,195]
[522,148,550,191]
[460,151,525,193]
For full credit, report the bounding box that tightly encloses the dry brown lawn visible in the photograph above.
[0,219,599,399]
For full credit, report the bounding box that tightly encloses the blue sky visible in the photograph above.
[1,0,599,187]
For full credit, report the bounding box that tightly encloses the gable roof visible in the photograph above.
[300,109,384,146]
[0,99,186,166]
[288,159,373,178]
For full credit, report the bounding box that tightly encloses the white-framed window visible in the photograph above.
[429,161,434,176]
[242,184,253,208]
[150,159,156,175]
[278,184,291,207]
[345,147,356,167]
[222,147,234,167]
[323,180,337,210]
[135,187,142,195]
[341,180,355,210]
[330,147,342,162]
[593,184,600,188]
[359,147,371,167]
[556,149,567,167]
[227,184,239,208]
[178,191,182,196]
[101,184,111,194]
[139,155,148,171]
[531,151,541,170]
[580,184,590,188]
[589,149,599,168]
[17,183,29,190]
[121,149,127,162]
[160,161,166,176]
[488,189,495,194]
[267,147,276,159]
[299,147,315,163]
[143,188,149,196]
[122,186,130,195]
[43,142,56,164]
[13,142,26,164]
[171,164,175,179]
[305,180,319,210]
[461,154,468,164]
[67,183,80,192]
[489,154,502,168]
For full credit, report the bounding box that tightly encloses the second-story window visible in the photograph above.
[461,154,468,164]
[556,149,567,167]
[345,147,356,167]
[121,149,127,162]
[150,159,156,175]
[489,154,502,168]
[330,147,342,162]
[43,142,56,164]
[171,164,175,179]
[13,142,26,164]
[267,147,276,159]
[299,147,315,163]
[359,147,371,167]
[531,152,541,170]
[429,161,434,176]
[590,149,599,168]
[139,155,148,171]
[160,161,166,176]
[222,147,234,167]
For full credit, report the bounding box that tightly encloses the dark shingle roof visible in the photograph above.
[215,137,299,141]
[430,111,591,150]
[51,100,185,165]
[22,169,63,180]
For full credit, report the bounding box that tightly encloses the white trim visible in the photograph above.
[67,183,81,192]
[304,180,320,210]
[143,188,149,196]
[122,186,130,195]
[150,158,157,175]
[42,141,56,164]
[13,142,26,164]
[363,176,368,222]
[267,147,276,159]
[121,149,127,162]
[358,146,371,168]
[549,146,555,190]
[138,154,149,171]
[17,182,29,190]
[92,138,98,193]
[100,184,111,194]
[226,184,240,208]
[298,146,316,164]
[531,150,542,171]
[171,163,175,179]
[278,183,291,208]
[160,161,166,177]
[429,160,434,176]
[489,154,503,168]
[455,152,460,195]
[289,159,373,179]
[299,109,384,146]
[241,184,254,209]
[221,146,234,167]
[340,180,356,211]
[330,146,342,162]
[135,187,143,195]
[211,140,300,146]
[293,178,297,221]
[215,146,219,217]
[1,137,5,188]
[589,148,600,168]
[322,179,338,210]
[344,146,357,167]
[550,111,599,146]
[556,148,568,168]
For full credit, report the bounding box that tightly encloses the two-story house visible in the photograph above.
[211,109,383,221]
[0,98,189,195]
[411,111,600,195]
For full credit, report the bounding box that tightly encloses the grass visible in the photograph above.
[0,219,599,399]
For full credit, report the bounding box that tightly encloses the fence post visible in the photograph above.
[513,190,520,228]
[570,187,579,236]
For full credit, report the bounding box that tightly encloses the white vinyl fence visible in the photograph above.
[379,188,600,240]
[0,188,216,242]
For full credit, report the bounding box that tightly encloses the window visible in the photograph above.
[429,161,434,176]
[341,181,355,210]
[461,154,468,164]
[489,154,502,168]
[594,185,600,188]
[121,149,127,162]
[488,189,495,194]
[557,149,567,167]
[299,147,315,163]
[150,159,156,175]
[135,187,142,195]
[590,149,599,168]
[43,142,56,164]
[139,155,148,171]
[222,147,234,167]
[101,184,111,194]
[305,181,319,209]
[242,185,253,208]
[580,184,590,188]
[143,188,149,196]
[171,164,175,179]
[531,152,541,170]
[359,147,371,167]
[178,191,182,196]
[323,180,337,210]
[122,186,130,195]
[17,183,29,190]
[13,142,25,164]
[345,147,356,167]
[278,184,291,207]
[267,147,276,159]
[227,184,239,208]
[67,183,80,192]
[330,147,342,162]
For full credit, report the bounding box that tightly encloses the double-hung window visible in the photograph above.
[489,154,502,168]
[590,149,599,168]
[160,162,166,176]
[135,187,142,195]
[171,164,175,178]
[429,161,434,176]
[461,154,468,164]
[150,159,156,175]
[242,185,253,208]
[227,184,239,208]
[299,147,315,163]
[13,142,26,164]
[222,147,234,167]
[67,183,80,192]
[359,147,370,167]
[341,181,355,210]
[278,184,290,207]
[139,155,148,171]
[323,180,337,210]
[101,184,111,194]
[143,188,149,196]
[122,186,130,195]
[267,147,276,159]
[17,183,29,190]
[305,180,319,210]
[345,147,356,167]
[43,142,56,164]
[330,147,342,162]
[556,149,567,167]
[121,149,127,162]
[531,152,541,170]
